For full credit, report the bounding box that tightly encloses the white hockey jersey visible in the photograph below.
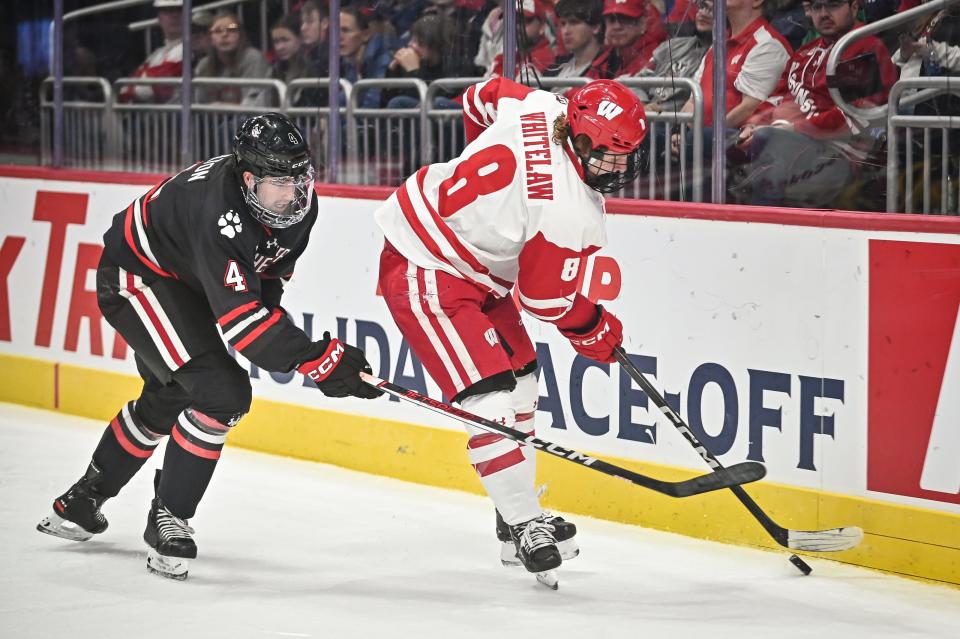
[374,78,607,326]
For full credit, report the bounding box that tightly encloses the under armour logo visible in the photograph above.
[266,238,279,250]
[597,100,624,120]
[484,328,498,347]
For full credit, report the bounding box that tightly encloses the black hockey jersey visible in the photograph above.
[103,154,319,373]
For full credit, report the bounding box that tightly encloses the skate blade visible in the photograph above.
[146,549,189,581]
[558,538,579,561]
[536,570,559,590]
[500,541,523,567]
[501,539,579,566]
[36,513,94,542]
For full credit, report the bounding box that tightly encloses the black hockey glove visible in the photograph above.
[297,332,384,399]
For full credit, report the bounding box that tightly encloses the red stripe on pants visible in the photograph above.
[125,273,186,367]
[473,447,525,477]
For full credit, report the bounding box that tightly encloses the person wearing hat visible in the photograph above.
[189,10,215,65]
[602,0,667,76]
[486,0,557,78]
[119,0,185,103]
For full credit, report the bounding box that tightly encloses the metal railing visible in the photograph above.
[887,77,960,215]
[41,74,704,203]
[40,77,115,169]
[619,77,705,202]
[111,77,286,172]
[345,79,429,185]
[424,77,484,167]
[285,78,352,183]
[827,0,956,124]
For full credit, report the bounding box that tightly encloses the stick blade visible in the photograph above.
[788,526,864,552]
[672,461,767,497]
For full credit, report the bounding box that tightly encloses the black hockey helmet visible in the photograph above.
[233,112,315,228]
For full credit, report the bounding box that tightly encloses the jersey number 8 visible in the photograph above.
[438,144,517,218]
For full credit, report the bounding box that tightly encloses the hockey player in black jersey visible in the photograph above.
[36,113,382,580]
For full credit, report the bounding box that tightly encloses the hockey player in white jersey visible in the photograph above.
[375,77,647,586]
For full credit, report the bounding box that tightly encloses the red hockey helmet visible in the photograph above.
[567,80,648,193]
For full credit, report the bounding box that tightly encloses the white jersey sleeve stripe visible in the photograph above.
[462,88,486,129]
[517,290,576,311]
[221,307,270,341]
[132,197,165,274]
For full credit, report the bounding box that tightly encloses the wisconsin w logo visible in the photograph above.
[597,100,624,120]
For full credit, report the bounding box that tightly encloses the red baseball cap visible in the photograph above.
[602,0,645,19]
[521,0,548,20]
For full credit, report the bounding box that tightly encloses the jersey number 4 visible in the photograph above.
[438,144,517,217]
[224,260,248,292]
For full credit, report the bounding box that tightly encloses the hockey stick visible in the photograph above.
[360,372,766,498]
[613,347,864,555]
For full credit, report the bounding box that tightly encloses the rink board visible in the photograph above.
[0,167,959,585]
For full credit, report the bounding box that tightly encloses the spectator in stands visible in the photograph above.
[733,0,897,209]
[485,0,557,77]
[893,3,960,77]
[339,4,395,108]
[769,0,814,51]
[665,0,698,36]
[388,0,433,40]
[194,11,271,106]
[119,0,184,104]
[475,0,556,76]
[890,2,959,210]
[271,14,307,85]
[545,0,617,81]
[382,14,460,107]
[672,0,791,151]
[301,0,331,74]
[190,11,215,65]
[427,0,490,77]
[603,0,668,76]
[631,0,712,112]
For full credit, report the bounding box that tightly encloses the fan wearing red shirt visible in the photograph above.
[487,0,557,78]
[668,0,790,175]
[603,0,668,76]
[735,0,897,208]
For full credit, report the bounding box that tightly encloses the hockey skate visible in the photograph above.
[497,510,578,567]
[37,463,109,542]
[143,475,197,581]
[507,516,564,590]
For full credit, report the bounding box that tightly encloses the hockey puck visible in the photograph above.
[789,554,813,575]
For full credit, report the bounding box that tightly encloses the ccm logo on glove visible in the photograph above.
[302,339,345,382]
[560,305,623,363]
[567,320,614,347]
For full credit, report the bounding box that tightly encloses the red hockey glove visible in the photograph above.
[297,332,384,399]
[559,305,623,364]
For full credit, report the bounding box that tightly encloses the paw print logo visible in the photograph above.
[218,210,243,238]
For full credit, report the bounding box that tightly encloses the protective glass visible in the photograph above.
[244,166,315,228]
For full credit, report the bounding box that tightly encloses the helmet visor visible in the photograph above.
[246,166,315,228]
[584,148,640,194]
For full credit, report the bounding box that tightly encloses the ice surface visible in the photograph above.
[2,403,957,638]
